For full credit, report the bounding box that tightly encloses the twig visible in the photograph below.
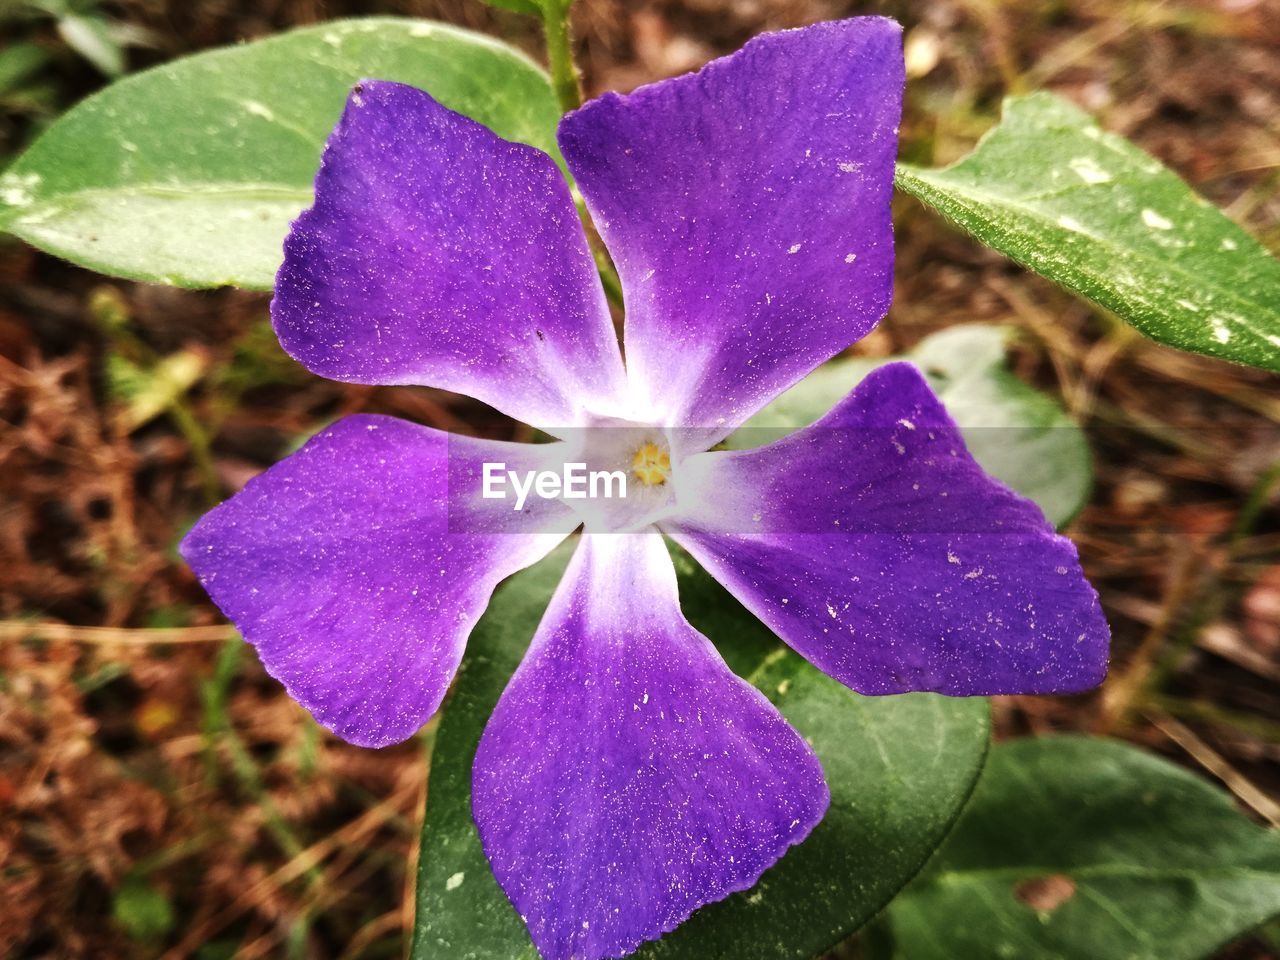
[1147,693,1280,744]
[1147,710,1280,827]
[0,620,234,645]
[1133,348,1280,424]
[1096,544,1203,734]
[159,780,420,960]
[1107,596,1280,683]
[1141,462,1280,693]
[340,909,404,960]
[399,737,433,960]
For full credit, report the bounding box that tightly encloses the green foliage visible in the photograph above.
[0,42,51,93]
[879,737,1280,960]
[731,325,1092,528]
[112,878,175,941]
[412,544,990,959]
[55,13,125,77]
[0,18,562,290]
[897,93,1280,372]
[8,0,151,77]
[106,348,208,431]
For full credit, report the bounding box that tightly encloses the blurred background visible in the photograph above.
[1,0,1278,957]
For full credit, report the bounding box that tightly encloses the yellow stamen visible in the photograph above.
[632,441,671,487]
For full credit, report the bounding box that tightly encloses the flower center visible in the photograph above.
[631,441,671,487]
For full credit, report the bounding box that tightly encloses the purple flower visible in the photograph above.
[181,17,1109,960]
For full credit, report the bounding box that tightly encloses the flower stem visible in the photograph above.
[541,1,583,114]
[167,394,222,508]
[541,2,624,310]
[593,246,624,308]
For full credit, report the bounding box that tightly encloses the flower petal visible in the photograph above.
[473,533,828,960]
[667,363,1109,695]
[273,81,628,431]
[180,415,575,747]
[558,18,903,439]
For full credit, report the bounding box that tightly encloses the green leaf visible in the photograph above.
[0,18,563,290]
[896,93,1280,372]
[106,347,209,431]
[0,43,51,95]
[729,324,1092,528]
[57,13,126,77]
[881,736,1280,960]
[412,543,990,959]
[113,878,175,941]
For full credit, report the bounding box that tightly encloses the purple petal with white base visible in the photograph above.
[473,533,828,960]
[558,18,902,441]
[667,363,1109,695]
[180,415,575,747]
[273,81,628,432]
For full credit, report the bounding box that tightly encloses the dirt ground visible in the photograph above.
[1,0,1278,957]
